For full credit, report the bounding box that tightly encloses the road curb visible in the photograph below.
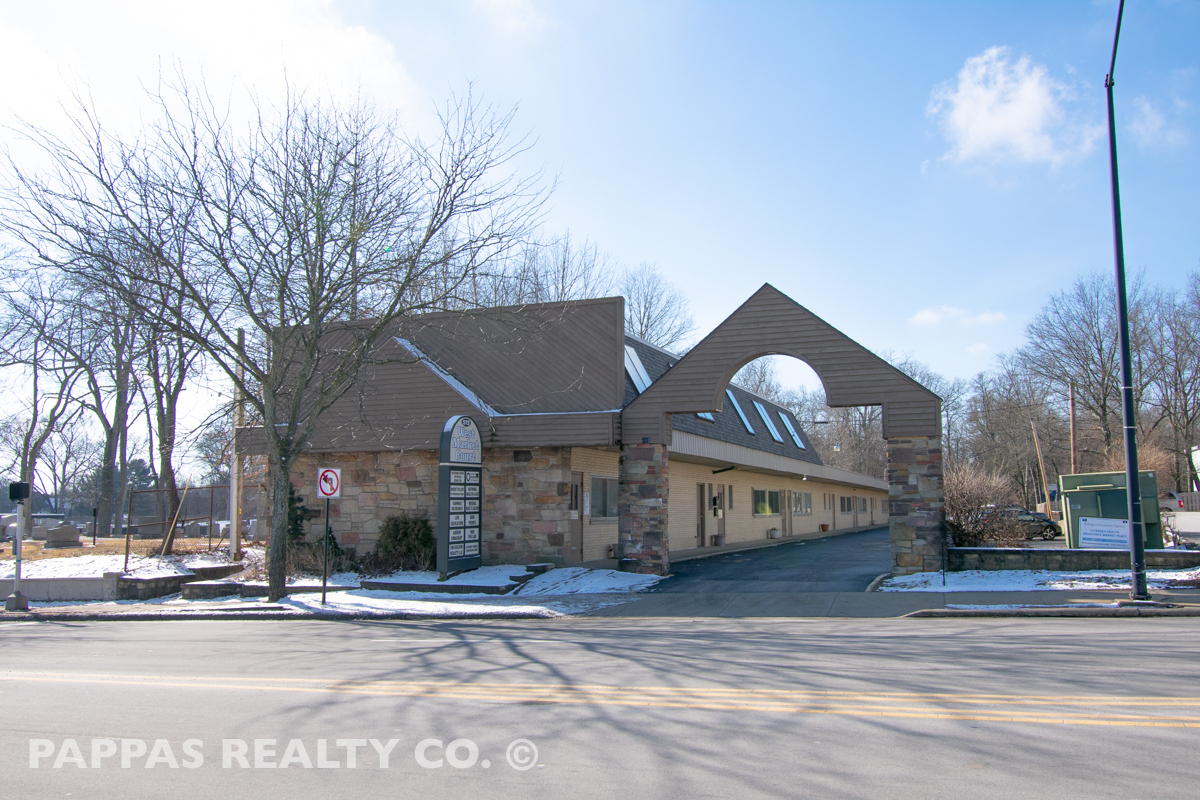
[905,607,1200,618]
[865,573,890,592]
[0,610,559,623]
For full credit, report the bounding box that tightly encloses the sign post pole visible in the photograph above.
[437,416,483,580]
[6,482,30,612]
[322,497,330,605]
[315,468,341,606]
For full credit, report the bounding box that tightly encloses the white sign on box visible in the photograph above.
[1078,516,1130,550]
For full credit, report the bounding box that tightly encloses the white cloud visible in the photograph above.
[908,305,1006,327]
[1129,97,1188,148]
[470,0,552,37]
[0,0,425,138]
[928,46,1102,167]
[966,343,989,355]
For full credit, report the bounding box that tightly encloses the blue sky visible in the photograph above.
[1,0,1197,389]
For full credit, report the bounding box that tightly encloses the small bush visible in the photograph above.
[369,513,435,573]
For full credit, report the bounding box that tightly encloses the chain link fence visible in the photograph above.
[126,485,231,548]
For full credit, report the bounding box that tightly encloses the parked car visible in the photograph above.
[1160,491,1184,513]
[984,507,1060,540]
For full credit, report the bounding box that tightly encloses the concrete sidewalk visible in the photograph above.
[585,588,1200,617]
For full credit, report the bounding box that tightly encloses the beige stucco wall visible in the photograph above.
[668,458,888,550]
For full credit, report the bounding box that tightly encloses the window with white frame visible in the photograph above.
[753,400,784,443]
[777,412,806,449]
[792,491,812,516]
[726,389,754,434]
[624,346,653,394]
[839,496,853,514]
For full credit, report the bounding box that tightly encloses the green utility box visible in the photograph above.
[1058,470,1162,550]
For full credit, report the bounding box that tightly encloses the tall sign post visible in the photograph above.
[5,482,30,612]
[316,468,341,605]
[437,416,483,579]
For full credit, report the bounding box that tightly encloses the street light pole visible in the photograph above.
[1104,0,1149,601]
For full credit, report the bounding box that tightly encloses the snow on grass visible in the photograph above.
[360,565,534,587]
[515,567,661,596]
[0,554,195,579]
[879,567,1200,592]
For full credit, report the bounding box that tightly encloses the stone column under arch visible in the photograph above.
[886,435,945,575]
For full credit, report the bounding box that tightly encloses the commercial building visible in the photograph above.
[245,284,941,574]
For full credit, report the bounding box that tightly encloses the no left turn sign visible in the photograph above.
[317,468,341,499]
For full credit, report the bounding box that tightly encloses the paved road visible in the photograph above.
[4,616,1200,799]
[655,527,892,593]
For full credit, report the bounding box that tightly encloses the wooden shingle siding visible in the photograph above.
[623,284,941,443]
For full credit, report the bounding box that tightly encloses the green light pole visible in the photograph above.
[1104,0,1150,600]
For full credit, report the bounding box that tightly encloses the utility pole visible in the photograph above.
[1104,0,1149,600]
[1069,379,1078,475]
[230,328,244,561]
[1030,418,1052,517]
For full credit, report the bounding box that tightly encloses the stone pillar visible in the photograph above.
[617,443,670,574]
[886,435,945,575]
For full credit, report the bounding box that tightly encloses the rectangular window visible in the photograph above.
[727,389,754,434]
[777,412,806,449]
[624,346,653,394]
[696,412,715,422]
[840,496,854,514]
[753,489,780,516]
[728,485,734,510]
[753,401,784,443]
[859,497,868,513]
[792,492,812,516]
[590,476,619,519]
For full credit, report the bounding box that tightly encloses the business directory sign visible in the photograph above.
[436,415,483,576]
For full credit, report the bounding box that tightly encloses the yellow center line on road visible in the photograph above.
[4,672,1200,728]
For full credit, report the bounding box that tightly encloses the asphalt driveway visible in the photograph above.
[653,527,891,594]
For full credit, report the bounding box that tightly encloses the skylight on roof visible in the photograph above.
[753,400,784,443]
[726,389,754,434]
[697,412,715,422]
[777,411,806,449]
[624,345,653,394]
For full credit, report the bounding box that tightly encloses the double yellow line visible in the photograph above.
[5,672,1200,728]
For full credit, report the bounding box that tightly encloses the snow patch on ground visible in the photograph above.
[0,554,196,579]
[879,567,1200,592]
[360,565,535,587]
[279,590,562,618]
[515,567,662,596]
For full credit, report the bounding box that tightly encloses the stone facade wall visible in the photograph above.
[292,446,573,566]
[950,547,1200,572]
[886,435,945,575]
[616,443,670,575]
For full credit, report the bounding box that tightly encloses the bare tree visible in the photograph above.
[621,263,695,350]
[1,83,543,599]
[0,278,87,530]
[1019,272,1151,456]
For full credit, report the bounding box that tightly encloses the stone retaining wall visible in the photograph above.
[949,548,1200,572]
